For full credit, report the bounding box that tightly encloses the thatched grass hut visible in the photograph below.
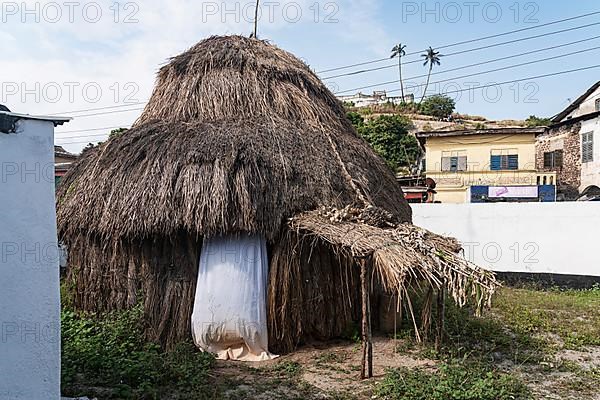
[57,36,497,359]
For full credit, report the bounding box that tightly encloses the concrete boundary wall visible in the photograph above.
[412,203,600,277]
[0,119,60,399]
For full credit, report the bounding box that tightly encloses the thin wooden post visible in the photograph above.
[435,286,446,352]
[360,258,373,379]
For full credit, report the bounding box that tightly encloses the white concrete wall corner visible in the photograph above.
[412,203,600,277]
[0,119,61,399]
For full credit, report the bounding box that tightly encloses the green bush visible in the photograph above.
[347,114,419,172]
[375,361,531,400]
[346,111,365,128]
[61,305,215,399]
[525,115,552,127]
[420,95,456,119]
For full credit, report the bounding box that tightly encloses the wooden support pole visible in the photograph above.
[360,258,373,379]
[435,286,446,352]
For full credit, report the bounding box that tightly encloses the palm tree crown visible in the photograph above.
[419,47,442,104]
[391,44,406,59]
[422,47,441,68]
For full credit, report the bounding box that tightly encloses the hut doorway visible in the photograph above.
[191,234,278,361]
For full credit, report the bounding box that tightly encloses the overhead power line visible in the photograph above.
[55,129,132,140]
[56,125,131,135]
[56,64,600,145]
[316,10,600,74]
[56,138,109,145]
[323,21,600,80]
[52,12,600,117]
[336,43,600,95]
[58,102,146,115]
[71,107,144,118]
[392,64,600,98]
[401,35,600,81]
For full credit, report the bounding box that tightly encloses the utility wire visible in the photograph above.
[56,64,600,145]
[324,21,600,80]
[58,102,146,115]
[56,125,131,135]
[396,64,600,98]
[401,35,600,81]
[70,107,144,118]
[51,15,600,117]
[56,129,131,140]
[316,10,600,73]
[56,139,109,145]
[336,43,600,95]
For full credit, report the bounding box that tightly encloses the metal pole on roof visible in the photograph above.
[253,0,260,38]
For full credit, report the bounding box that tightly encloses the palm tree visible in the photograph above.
[390,43,407,103]
[420,47,442,104]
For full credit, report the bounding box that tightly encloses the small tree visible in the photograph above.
[525,115,552,127]
[420,94,455,119]
[347,111,365,128]
[355,114,420,172]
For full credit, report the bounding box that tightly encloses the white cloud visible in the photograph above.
[1,0,388,152]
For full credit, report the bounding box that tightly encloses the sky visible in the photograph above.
[1,0,599,153]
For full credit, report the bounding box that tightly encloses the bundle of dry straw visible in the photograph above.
[290,205,499,315]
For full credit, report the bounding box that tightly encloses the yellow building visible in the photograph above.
[416,128,557,203]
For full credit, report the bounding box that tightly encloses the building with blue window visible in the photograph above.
[416,127,556,203]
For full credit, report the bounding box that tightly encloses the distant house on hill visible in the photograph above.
[338,90,414,108]
[54,145,77,185]
[536,81,600,200]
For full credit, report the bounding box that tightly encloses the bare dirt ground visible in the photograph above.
[214,340,600,400]
[215,336,435,399]
[213,287,600,400]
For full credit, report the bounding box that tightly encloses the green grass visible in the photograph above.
[493,286,600,349]
[60,283,600,399]
[402,286,600,363]
[375,361,532,400]
[383,286,600,400]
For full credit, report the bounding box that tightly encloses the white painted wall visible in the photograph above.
[413,203,600,277]
[0,119,60,399]
[580,116,600,191]
[566,85,600,119]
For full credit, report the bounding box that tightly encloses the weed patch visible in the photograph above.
[375,361,531,400]
[61,305,215,399]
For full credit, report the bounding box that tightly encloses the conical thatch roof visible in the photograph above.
[57,35,410,241]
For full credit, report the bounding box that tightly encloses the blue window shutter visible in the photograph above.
[490,155,501,170]
[508,154,519,170]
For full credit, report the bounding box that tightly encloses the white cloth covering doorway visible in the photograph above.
[191,234,278,361]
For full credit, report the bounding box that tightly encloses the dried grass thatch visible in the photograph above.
[56,35,497,352]
[289,206,498,313]
[57,36,410,241]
